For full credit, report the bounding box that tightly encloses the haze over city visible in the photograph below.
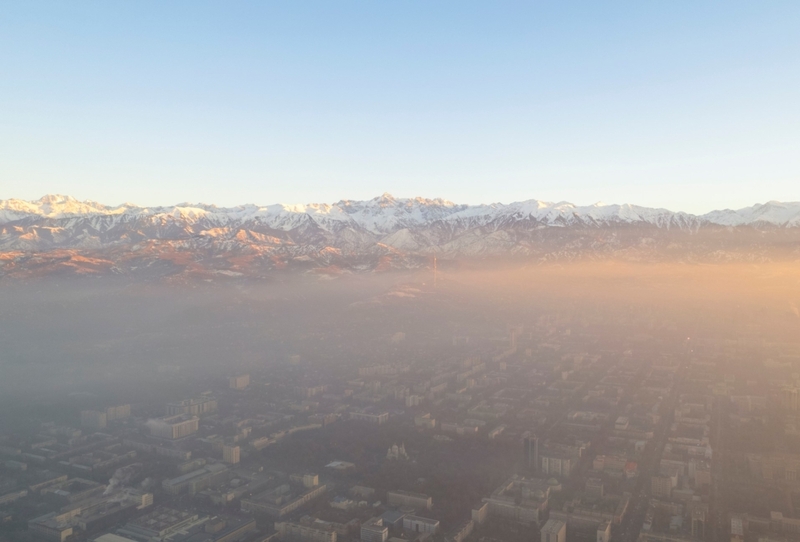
[2,4,800,542]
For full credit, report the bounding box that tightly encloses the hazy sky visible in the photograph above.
[2,2,799,213]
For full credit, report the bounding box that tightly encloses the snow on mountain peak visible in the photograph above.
[1,194,799,277]
[38,194,76,204]
[1,194,800,232]
[701,201,800,227]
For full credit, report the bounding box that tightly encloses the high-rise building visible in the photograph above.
[303,474,319,488]
[105,404,131,421]
[538,443,582,478]
[691,505,707,539]
[541,456,572,477]
[290,473,319,488]
[541,519,566,542]
[223,444,240,465]
[651,475,673,499]
[781,388,798,411]
[585,478,604,499]
[166,397,217,416]
[149,415,199,439]
[523,433,539,473]
[81,410,107,430]
[229,374,250,390]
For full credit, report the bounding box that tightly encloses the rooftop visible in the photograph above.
[541,519,566,535]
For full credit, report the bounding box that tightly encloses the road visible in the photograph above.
[615,360,686,542]
[708,396,725,542]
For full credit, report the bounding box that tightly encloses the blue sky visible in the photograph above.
[1,2,799,212]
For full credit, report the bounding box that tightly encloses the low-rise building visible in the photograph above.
[116,507,203,540]
[42,478,105,504]
[29,490,152,542]
[28,513,73,542]
[162,463,229,495]
[403,515,439,535]
[483,476,553,524]
[387,490,432,510]
[448,520,475,542]
[241,483,327,517]
[276,520,337,542]
[361,517,389,542]
[350,411,389,425]
[471,502,488,525]
[414,414,436,429]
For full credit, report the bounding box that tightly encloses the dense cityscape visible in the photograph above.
[1,275,798,542]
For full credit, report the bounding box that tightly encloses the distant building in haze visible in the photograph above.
[223,445,240,465]
[781,388,798,411]
[81,410,107,430]
[386,490,432,510]
[149,415,199,440]
[523,433,539,473]
[541,519,566,542]
[166,396,218,416]
[350,411,389,425]
[361,518,389,542]
[105,404,131,421]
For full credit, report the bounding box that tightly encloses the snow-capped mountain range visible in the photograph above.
[1,194,799,279]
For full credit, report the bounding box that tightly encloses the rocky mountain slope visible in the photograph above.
[1,194,799,279]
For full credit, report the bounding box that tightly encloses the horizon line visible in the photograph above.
[3,192,799,216]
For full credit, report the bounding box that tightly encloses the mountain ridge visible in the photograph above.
[1,194,799,279]
[4,193,800,227]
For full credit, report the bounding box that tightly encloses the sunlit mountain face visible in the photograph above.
[1,194,799,279]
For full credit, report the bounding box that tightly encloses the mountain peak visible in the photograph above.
[38,194,77,204]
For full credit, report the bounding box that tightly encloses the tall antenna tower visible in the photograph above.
[433,254,438,288]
